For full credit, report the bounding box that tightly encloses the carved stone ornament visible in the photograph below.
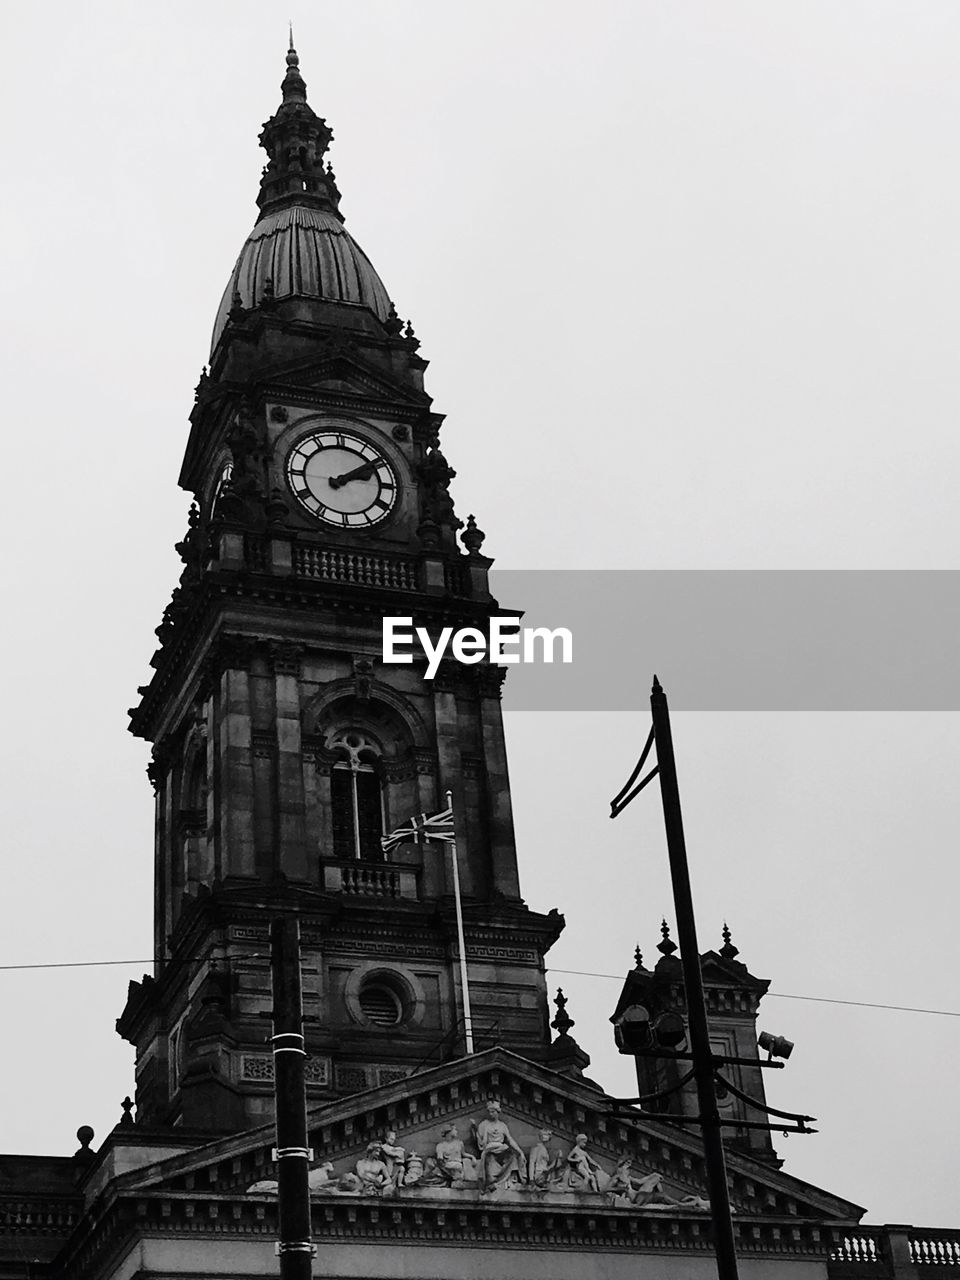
[269,404,289,423]
[352,654,374,701]
[217,406,269,529]
[416,446,461,532]
[430,660,461,695]
[212,635,257,676]
[268,640,303,677]
[476,663,507,699]
[245,1099,713,1211]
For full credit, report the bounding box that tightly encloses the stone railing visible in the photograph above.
[444,560,471,597]
[830,1226,960,1277]
[0,1195,80,1235]
[912,1233,960,1267]
[293,546,418,591]
[321,859,419,900]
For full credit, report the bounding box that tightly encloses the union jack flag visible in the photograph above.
[381,805,455,853]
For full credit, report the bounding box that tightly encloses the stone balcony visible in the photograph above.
[321,856,420,901]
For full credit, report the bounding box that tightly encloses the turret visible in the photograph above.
[611,923,782,1166]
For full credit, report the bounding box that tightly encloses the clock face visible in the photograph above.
[286,431,397,527]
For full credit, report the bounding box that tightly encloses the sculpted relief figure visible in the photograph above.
[605,1158,712,1212]
[473,1101,527,1192]
[420,1124,475,1188]
[246,1123,711,1209]
[403,1151,425,1187]
[605,1160,672,1206]
[307,1161,335,1192]
[379,1129,407,1188]
[527,1128,566,1190]
[565,1134,604,1193]
[436,1124,469,1185]
[247,1159,344,1197]
[355,1142,392,1194]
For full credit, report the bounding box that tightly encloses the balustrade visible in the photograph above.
[830,1227,960,1277]
[293,546,417,590]
[321,858,419,900]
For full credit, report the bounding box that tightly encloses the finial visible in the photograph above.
[119,1096,135,1127]
[288,21,295,53]
[551,987,574,1037]
[719,921,740,960]
[384,302,403,337]
[634,943,644,969]
[657,919,677,956]
[652,674,663,694]
[73,1125,96,1163]
[461,513,486,556]
[403,319,420,351]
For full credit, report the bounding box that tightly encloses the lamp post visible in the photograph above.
[611,678,739,1280]
[649,677,739,1280]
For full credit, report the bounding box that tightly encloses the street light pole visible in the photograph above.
[270,916,315,1280]
[650,676,739,1280]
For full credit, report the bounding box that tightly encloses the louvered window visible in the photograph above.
[358,983,402,1026]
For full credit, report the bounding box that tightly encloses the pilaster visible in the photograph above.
[217,660,256,878]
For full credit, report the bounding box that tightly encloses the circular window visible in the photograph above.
[358,981,403,1027]
[344,964,426,1030]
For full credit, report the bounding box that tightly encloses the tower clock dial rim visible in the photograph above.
[286,429,399,528]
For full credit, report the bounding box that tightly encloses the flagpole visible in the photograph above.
[446,789,475,1055]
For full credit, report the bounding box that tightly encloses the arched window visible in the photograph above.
[328,731,384,861]
[211,460,233,514]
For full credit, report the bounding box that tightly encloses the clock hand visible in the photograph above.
[329,460,377,489]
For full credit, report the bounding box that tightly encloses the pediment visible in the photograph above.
[698,950,770,992]
[109,1049,863,1224]
[263,348,429,408]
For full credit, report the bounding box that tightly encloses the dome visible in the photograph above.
[211,204,393,354]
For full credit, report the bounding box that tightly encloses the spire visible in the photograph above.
[281,27,307,104]
[256,38,341,218]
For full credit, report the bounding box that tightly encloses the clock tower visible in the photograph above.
[118,42,564,1134]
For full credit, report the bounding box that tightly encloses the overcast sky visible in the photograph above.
[1,0,959,1227]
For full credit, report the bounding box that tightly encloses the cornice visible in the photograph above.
[53,1186,850,1280]
[130,579,510,744]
